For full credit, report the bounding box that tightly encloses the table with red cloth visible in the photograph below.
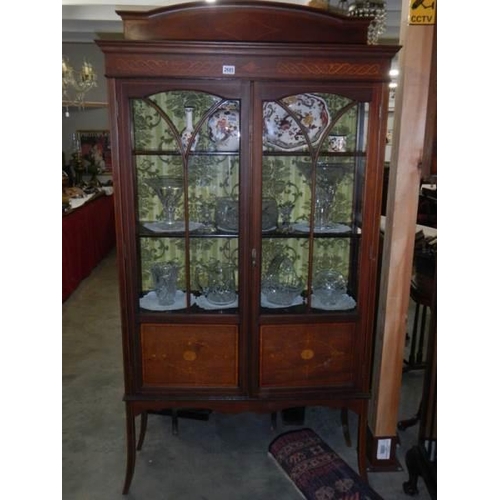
[62,192,116,302]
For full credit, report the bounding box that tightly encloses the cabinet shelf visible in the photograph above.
[263,151,366,157]
[139,225,239,238]
[138,230,361,239]
[139,309,240,322]
[138,298,359,318]
[133,150,366,158]
[133,149,239,156]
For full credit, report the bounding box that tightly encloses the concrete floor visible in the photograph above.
[62,249,432,499]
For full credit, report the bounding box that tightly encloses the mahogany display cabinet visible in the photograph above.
[97,1,399,493]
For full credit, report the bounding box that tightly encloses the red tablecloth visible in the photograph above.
[62,194,116,302]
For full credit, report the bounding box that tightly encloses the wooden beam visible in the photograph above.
[367,1,436,467]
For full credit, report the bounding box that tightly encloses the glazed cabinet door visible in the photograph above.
[251,83,380,394]
[116,80,251,392]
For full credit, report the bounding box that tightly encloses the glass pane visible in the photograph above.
[295,157,355,232]
[136,155,186,231]
[190,238,238,310]
[261,238,308,309]
[133,91,220,152]
[311,238,357,311]
[187,154,239,232]
[261,92,367,313]
[133,90,241,312]
[139,237,186,310]
[262,156,301,234]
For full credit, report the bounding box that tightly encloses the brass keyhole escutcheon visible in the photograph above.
[183,350,197,361]
[301,349,314,360]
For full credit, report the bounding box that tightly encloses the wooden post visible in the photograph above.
[366,1,436,470]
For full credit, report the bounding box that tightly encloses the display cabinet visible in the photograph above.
[98,1,399,493]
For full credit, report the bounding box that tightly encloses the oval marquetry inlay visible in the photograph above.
[301,349,314,360]
[183,350,197,361]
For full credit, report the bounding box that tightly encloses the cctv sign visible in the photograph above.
[408,0,436,25]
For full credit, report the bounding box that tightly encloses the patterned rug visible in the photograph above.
[268,428,384,500]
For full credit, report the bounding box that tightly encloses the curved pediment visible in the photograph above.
[117,1,371,44]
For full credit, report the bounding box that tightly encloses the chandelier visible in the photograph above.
[329,1,387,44]
[62,55,97,116]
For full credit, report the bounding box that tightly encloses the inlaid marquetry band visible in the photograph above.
[114,57,219,74]
[110,57,382,78]
[276,62,382,77]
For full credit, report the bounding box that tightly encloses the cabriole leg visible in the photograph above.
[122,403,137,495]
[136,412,148,451]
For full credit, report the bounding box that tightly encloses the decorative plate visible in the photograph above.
[263,94,331,151]
[207,102,240,151]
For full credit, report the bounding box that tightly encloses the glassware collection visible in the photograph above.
[135,92,360,312]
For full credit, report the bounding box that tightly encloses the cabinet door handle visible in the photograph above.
[251,248,257,268]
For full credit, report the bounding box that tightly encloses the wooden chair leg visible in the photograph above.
[416,306,427,364]
[171,408,179,436]
[408,302,420,367]
[271,411,278,431]
[356,403,368,481]
[340,408,352,447]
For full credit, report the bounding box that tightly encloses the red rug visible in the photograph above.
[269,428,384,500]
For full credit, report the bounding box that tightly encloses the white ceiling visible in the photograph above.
[62,0,404,43]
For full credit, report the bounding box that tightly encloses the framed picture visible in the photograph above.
[77,129,112,173]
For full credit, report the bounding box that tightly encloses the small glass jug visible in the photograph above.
[151,261,180,306]
[196,260,237,306]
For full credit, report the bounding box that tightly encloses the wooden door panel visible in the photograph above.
[260,323,355,388]
[141,324,238,388]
